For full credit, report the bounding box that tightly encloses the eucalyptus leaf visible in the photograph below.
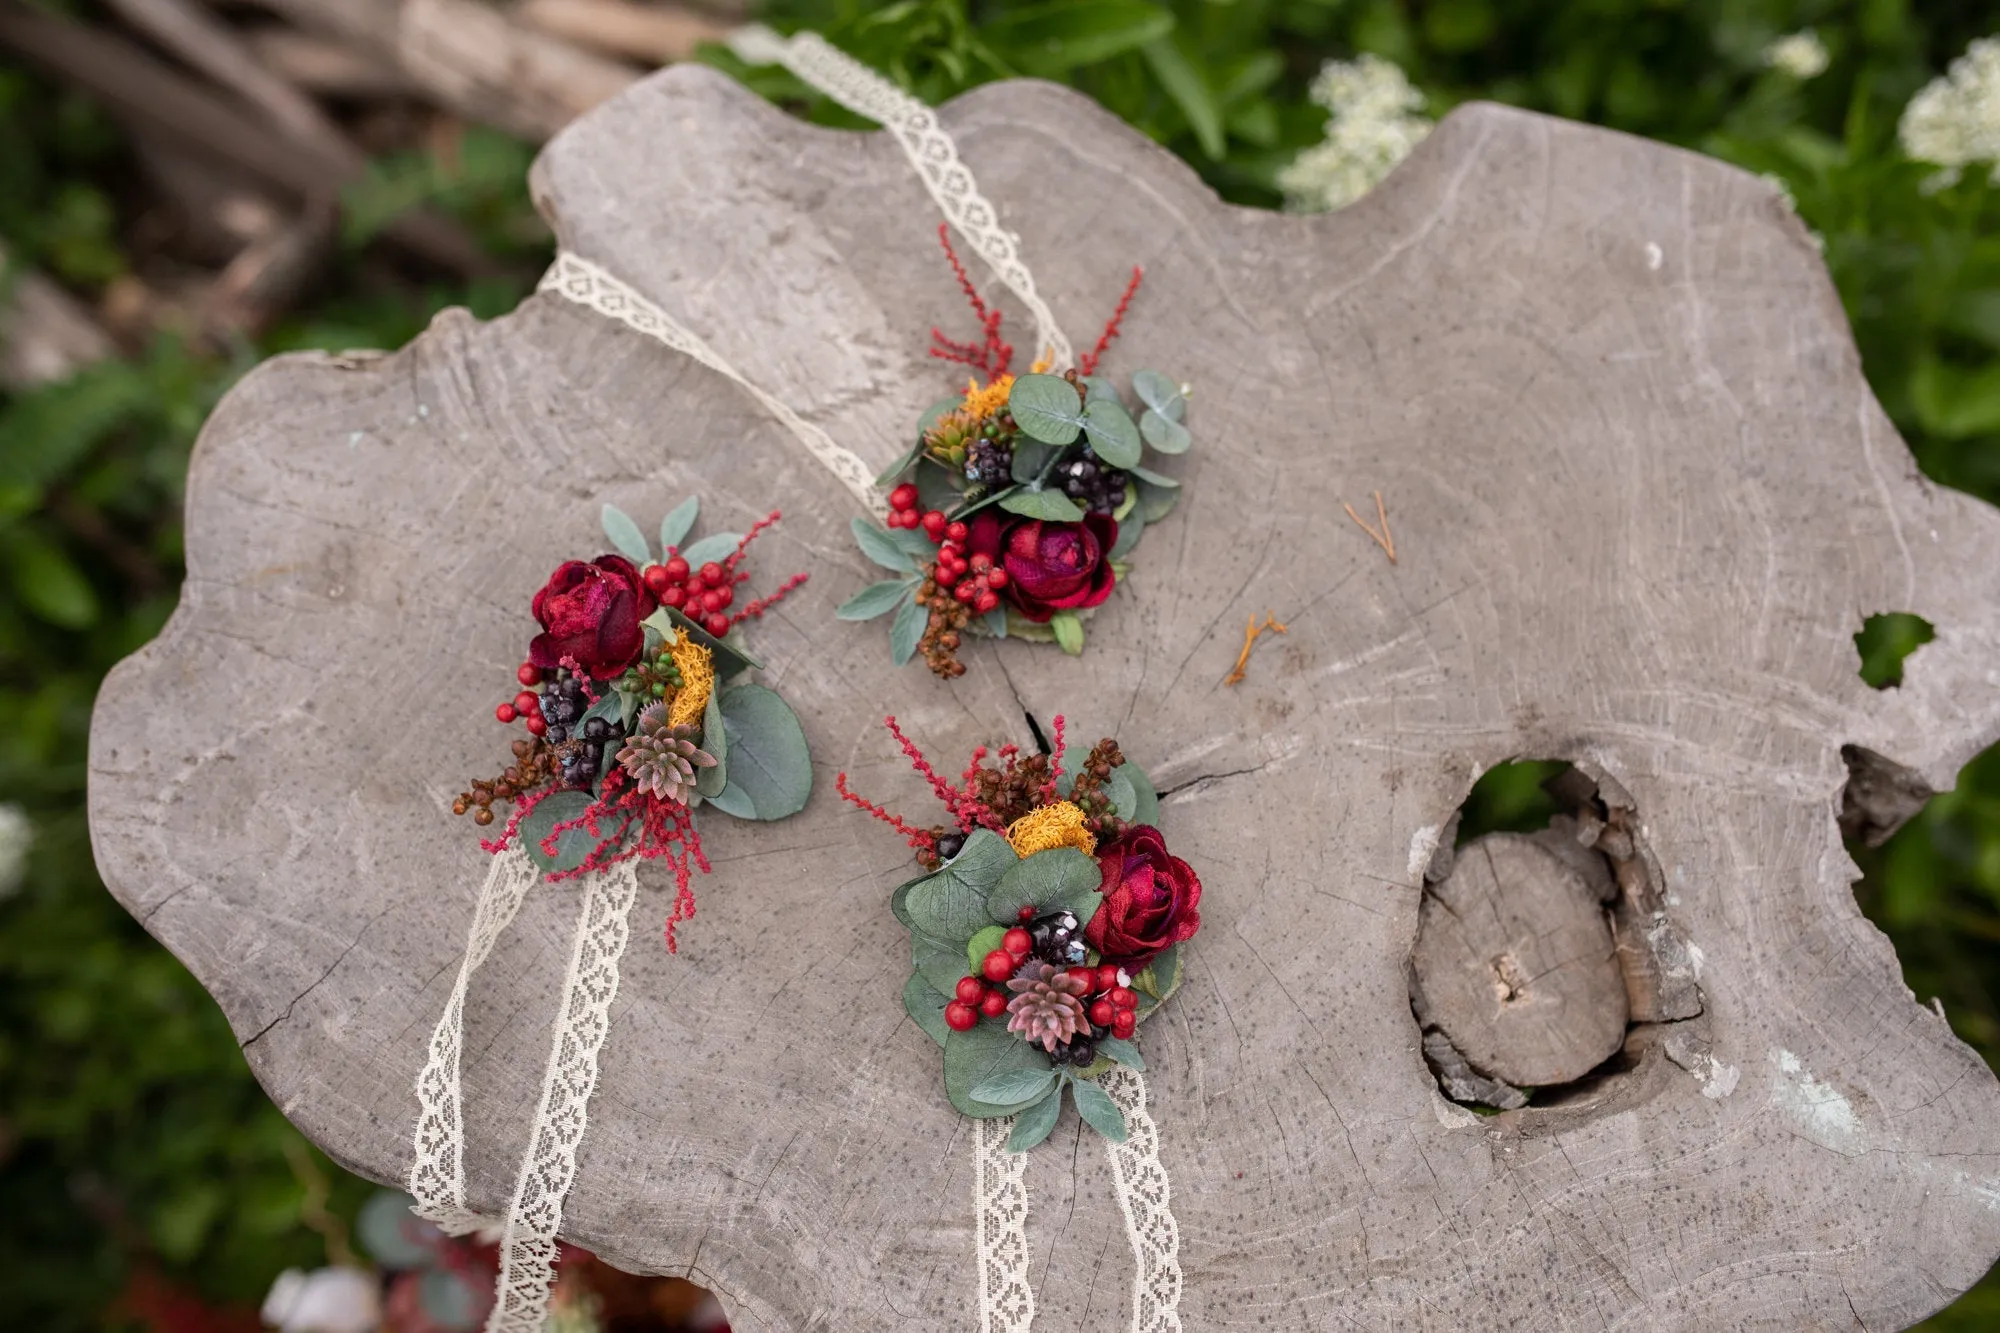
[904,970,952,1048]
[580,689,623,729]
[601,503,652,565]
[988,847,1103,924]
[1083,396,1143,469]
[1140,410,1192,454]
[679,531,741,567]
[1103,766,1139,821]
[945,1022,1054,1117]
[910,829,1018,941]
[1006,1084,1064,1152]
[1049,610,1086,655]
[1128,464,1182,488]
[852,518,916,572]
[916,456,961,515]
[1097,1036,1146,1070]
[971,1067,1059,1105]
[1131,943,1183,1017]
[1108,509,1145,560]
[695,686,728,799]
[1070,1078,1129,1143]
[1118,761,1159,826]
[659,496,700,551]
[519,790,597,874]
[1135,476,1180,523]
[888,526,940,561]
[1080,374,1121,402]
[1010,439,1055,484]
[983,605,1008,639]
[714,684,811,820]
[948,829,1019,891]
[889,593,924,666]
[706,779,756,820]
[875,439,926,487]
[917,395,959,436]
[1007,373,1086,444]
[1131,369,1186,421]
[890,874,931,933]
[1000,488,1086,522]
[914,931,970,994]
[837,579,914,621]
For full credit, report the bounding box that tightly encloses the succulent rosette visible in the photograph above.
[838,714,1200,1150]
[454,496,814,948]
[837,229,1196,677]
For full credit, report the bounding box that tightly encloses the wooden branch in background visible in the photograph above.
[397,0,640,142]
[243,26,415,97]
[515,0,729,66]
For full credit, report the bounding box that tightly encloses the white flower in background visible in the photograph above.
[1763,30,1830,80]
[0,804,30,900]
[262,1267,381,1333]
[1278,54,1433,213]
[1900,36,2000,185]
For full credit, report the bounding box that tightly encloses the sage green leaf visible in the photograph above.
[679,531,741,567]
[706,779,756,820]
[1010,439,1054,484]
[1108,509,1145,560]
[519,791,596,874]
[1103,766,1139,821]
[889,593,924,666]
[1096,1036,1145,1070]
[915,456,961,514]
[983,605,1008,638]
[695,686,728,799]
[971,1067,1059,1105]
[601,503,651,565]
[1130,943,1183,1017]
[837,580,914,621]
[890,874,930,932]
[1079,374,1120,402]
[988,847,1102,924]
[1006,1085,1064,1152]
[658,496,699,551]
[1070,1077,1129,1142]
[1049,610,1086,655]
[580,689,623,729]
[1128,464,1181,488]
[875,440,925,487]
[665,607,761,678]
[1083,396,1142,469]
[1118,761,1159,826]
[714,683,812,820]
[909,829,1016,942]
[1001,487,1086,522]
[1131,369,1185,421]
[1135,475,1180,523]
[914,931,970,994]
[1141,410,1193,454]
[888,525,940,561]
[1007,373,1085,444]
[852,517,916,572]
[967,923,1008,972]
[949,829,1021,891]
[945,1022,1054,1116]
[904,971,952,1048]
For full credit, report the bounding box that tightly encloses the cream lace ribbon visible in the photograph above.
[410,846,641,1331]
[726,23,1075,371]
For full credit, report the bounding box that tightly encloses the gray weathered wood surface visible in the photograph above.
[89,66,2000,1329]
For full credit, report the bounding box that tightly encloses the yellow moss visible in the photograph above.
[667,637,716,730]
[1007,801,1096,859]
[960,374,1015,422]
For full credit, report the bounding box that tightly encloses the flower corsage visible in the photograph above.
[453,498,813,947]
[838,228,1197,677]
[839,716,1199,1148]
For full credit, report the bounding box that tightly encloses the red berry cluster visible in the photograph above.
[495,661,549,734]
[884,483,1008,617]
[942,926,1141,1041]
[641,556,736,638]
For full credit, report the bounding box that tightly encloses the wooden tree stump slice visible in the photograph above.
[1413,832,1628,1088]
[88,66,2000,1329]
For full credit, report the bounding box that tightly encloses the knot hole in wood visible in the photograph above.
[1409,765,1706,1115]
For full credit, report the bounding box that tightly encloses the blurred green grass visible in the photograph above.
[2,0,1998,1325]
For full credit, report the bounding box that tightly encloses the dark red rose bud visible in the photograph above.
[527,555,657,680]
[1083,825,1202,969]
[966,510,1118,623]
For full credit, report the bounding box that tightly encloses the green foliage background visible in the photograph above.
[2,0,1997,1326]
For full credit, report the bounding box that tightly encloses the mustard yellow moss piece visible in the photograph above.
[1007,801,1097,859]
[960,374,1015,422]
[667,637,716,730]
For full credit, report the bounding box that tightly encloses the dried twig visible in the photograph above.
[1223,612,1288,686]
[516,0,729,65]
[397,0,641,142]
[243,27,415,97]
[1343,489,1396,564]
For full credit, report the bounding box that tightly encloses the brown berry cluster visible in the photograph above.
[454,737,559,826]
[916,563,974,678]
[1062,737,1130,836]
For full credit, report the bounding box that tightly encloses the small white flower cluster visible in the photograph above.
[0,803,30,900]
[1278,54,1433,214]
[261,1267,380,1333]
[1763,30,1830,80]
[1899,36,2000,185]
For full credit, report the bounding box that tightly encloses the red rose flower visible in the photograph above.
[1083,825,1202,968]
[527,555,656,679]
[967,510,1118,623]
